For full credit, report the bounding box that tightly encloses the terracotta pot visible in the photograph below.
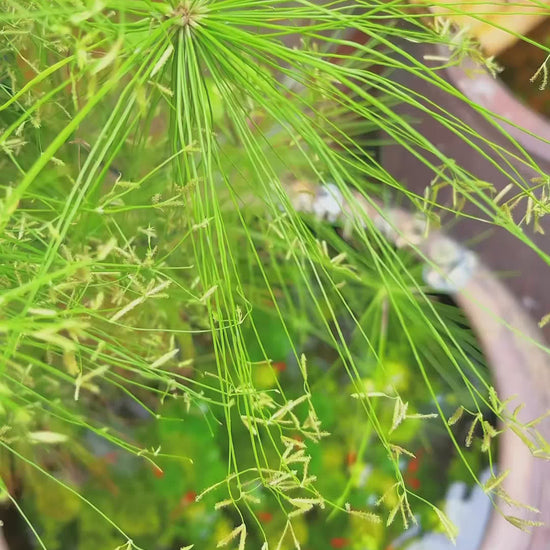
[456,261,550,550]
[401,227,550,550]
[287,170,550,549]
[412,222,550,550]
[377,41,550,549]
[380,41,550,344]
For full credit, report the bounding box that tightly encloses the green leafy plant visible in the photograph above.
[1,1,549,549]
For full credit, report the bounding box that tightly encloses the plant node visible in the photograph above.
[173,1,206,29]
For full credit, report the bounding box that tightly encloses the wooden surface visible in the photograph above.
[412,1,550,55]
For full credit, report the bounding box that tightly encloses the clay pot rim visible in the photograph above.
[435,43,550,162]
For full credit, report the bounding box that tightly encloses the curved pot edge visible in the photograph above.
[456,264,550,550]
[436,44,550,162]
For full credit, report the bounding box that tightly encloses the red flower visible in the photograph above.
[346,451,357,466]
[407,458,419,473]
[407,449,424,473]
[408,477,421,490]
[152,465,164,478]
[169,490,197,521]
[257,511,274,523]
[272,361,287,372]
[330,538,349,548]
[182,491,197,504]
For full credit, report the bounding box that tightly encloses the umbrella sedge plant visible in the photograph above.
[0,0,549,548]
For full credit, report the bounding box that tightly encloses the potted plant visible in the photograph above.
[285,184,550,549]
[0,2,549,549]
